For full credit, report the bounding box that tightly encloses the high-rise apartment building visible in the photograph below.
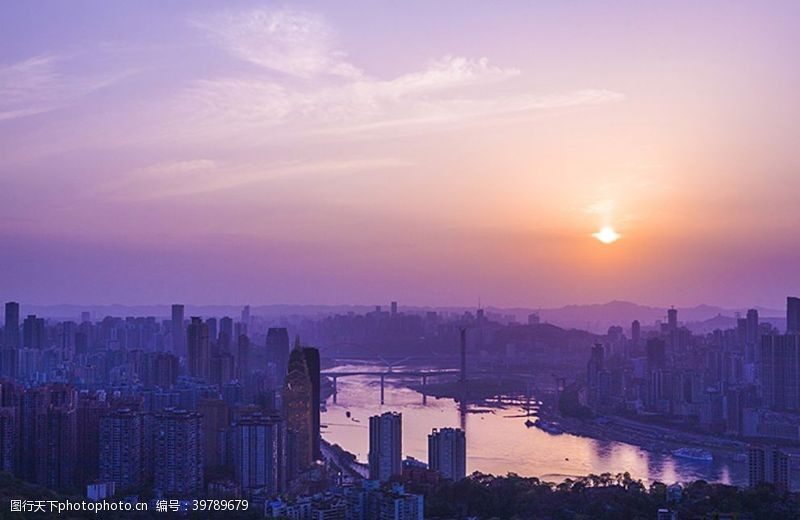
[240,306,250,328]
[302,347,321,460]
[22,315,45,350]
[745,308,760,363]
[20,384,78,490]
[187,317,211,381]
[0,380,19,474]
[237,334,250,380]
[748,445,790,491]
[4,302,20,349]
[233,412,285,496]
[760,334,800,411]
[428,427,466,480]
[99,408,144,489]
[667,307,678,330]
[219,317,234,350]
[76,390,109,486]
[369,412,402,481]
[631,320,641,346]
[284,338,313,480]
[171,304,185,357]
[197,398,230,470]
[154,408,203,495]
[266,328,290,384]
[788,297,800,334]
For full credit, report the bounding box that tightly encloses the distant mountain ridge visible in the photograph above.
[532,300,783,333]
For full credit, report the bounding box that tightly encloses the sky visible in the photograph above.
[1,0,799,308]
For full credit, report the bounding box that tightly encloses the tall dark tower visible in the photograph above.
[187,317,210,380]
[787,297,800,334]
[266,328,290,384]
[4,302,19,349]
[631,320,641,346]
[667,307,678,330]
[171,304,185,357]
[459,328,467,384]
[219,316,234,351]
[302,347,321,460]
[283,337,313,480]
[236,334,250,380]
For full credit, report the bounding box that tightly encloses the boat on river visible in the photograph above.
[531,418,564,435]
[671,447,713,462]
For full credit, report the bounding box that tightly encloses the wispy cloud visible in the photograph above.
[179,8,624,144]
[190,8,363,79]
[0,54,133,122]
[99,157,409,200]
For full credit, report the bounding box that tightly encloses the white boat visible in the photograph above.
[671,447,713,462]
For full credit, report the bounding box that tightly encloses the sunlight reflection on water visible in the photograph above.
[321,364,747,486]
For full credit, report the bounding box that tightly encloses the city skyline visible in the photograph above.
[2,294,800,515]
[2,1,800,308]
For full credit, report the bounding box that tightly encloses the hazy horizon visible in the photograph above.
[3,1,800,308]
[0,298,786,318]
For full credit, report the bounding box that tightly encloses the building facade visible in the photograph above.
[369,412,402,482]
[428,427,466,480]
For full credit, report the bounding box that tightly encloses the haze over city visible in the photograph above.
[2,1,800,308]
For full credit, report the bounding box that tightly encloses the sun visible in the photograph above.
[593,226,621,244]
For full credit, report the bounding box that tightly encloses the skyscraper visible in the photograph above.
[187,317,211,381]
[631,320,641,346]
[302,347,321,461]
[233,412,285,496]
[746,309,759,343]
[171,304,185,357]
[237,334,250,380]
[283,337,313,480]
[20,384,78,490]
[745,308,760,363]
[748,445,789,491]
[368,412,402,481]
[219,316,234,351]
[266,327,290,383]
[787,297,800,334]
[99,408,144,489]
[428,427,466,480]
[140,352,179,389]
[22,315,45,349]
[154,408,203,495]
[197,398,230,471]
[0,380,20,474]
[459,328,466,385]
[0,347,19,379]
[667,307,678,330]
[240,305,250,328]
[205,317,217,347]
[646,338,666,371]
[76,390,109,486]
[760,334,800,411]
[0,405,15,474]
[4,302,19,349]
[586,343,607,409]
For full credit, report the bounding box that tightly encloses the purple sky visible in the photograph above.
[1,1,799,308]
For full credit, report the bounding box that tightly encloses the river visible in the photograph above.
[321,364,749,487]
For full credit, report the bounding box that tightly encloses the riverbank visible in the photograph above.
[535,404,750,463]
